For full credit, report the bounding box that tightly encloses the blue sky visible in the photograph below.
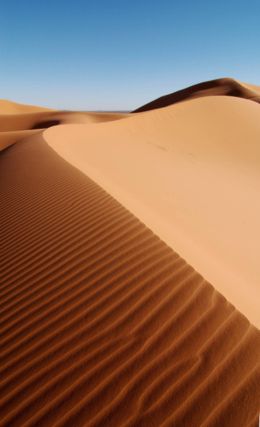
[1,0,259,110]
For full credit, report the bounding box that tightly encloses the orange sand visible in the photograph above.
[46,96,260,327]
[0,80,259,426]
[133,77,260,112]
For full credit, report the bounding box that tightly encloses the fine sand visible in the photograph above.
[0,99,126,151]
[0,81,260,426]
[0,99,54,115]
[46,96,260,327]
[133,77,260,112]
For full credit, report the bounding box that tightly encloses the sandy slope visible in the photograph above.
[0,111,128,132]
[0,136,259,426]
[133,77,260,112]
[1,83,260,426]
[0,130,41,151]
[46,96,260,327]
[0,99,54,114]
[0,105,127,151]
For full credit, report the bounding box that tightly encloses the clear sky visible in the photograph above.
[1,0,260,110]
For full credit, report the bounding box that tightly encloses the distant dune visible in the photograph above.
[133,77,260,112]
[1,79,259,426]
[0,104,127,151]
[0,99,54,115]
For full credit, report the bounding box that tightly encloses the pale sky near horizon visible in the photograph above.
[1,0,259,110]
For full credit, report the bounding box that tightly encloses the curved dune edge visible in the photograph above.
[0,111,129,132]
[0,129,42,151]
[133,77,260,112]
[0,105,128,152]
[45,95,260,328]
[0,135,259,426]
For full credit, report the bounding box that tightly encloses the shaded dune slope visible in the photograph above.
[0,129,41,152]
[0,137,259,426]
[133,77,260,112]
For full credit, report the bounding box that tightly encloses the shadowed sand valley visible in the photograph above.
[0,78,260,426]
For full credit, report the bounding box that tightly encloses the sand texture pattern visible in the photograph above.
[0,136,259,427]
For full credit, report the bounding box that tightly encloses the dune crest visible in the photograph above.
[0,99,54,115]
[46,95,260,327]
[0,135,259,426]
[1,79,260,425]
[133,77,260,112]
[0,109,127,151]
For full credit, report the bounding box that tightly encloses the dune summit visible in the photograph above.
[46,95,260,327]
[133,77,260,112]
[0,78,260,426]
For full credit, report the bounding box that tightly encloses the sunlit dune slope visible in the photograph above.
[0,111,128,132]
[46,95,260,327]
[0,136,259,426]
[0,107,128,151]
[1,80,259,425]
[0,99,54,115]
[133,77,260,112]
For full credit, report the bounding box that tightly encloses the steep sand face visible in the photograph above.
[133,77,260,112]
[0,136,259,426]
[46,96,260,327]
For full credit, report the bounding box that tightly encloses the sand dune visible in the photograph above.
[1,80,260,426]
[0,136,259,426]
[0,130,41,151]
[0,111,127,132]
[46,95,260,328]
[133,77,260,112]
[0,103,127,151]
[0,99,54,115]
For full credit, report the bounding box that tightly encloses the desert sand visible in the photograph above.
[0,79,259,426]
[133,77,260,112]
[46,95,260,327]
[0,100,126,151]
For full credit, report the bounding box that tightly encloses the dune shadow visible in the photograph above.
[31,119,60,129]
[133,77,260,112]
